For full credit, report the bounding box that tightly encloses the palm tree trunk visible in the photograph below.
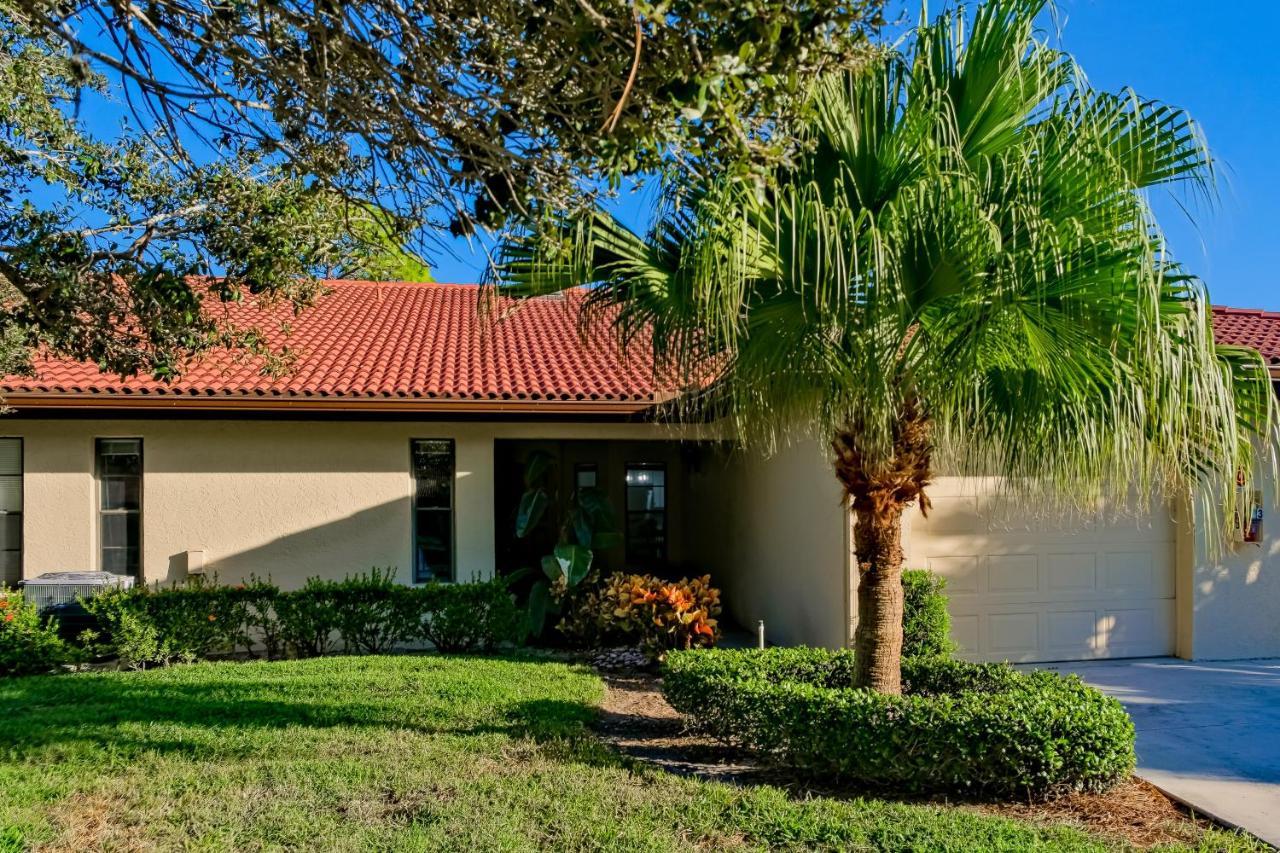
[833,404,933,695]
[851,503,907,694]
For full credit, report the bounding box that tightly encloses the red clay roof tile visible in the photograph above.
[1,281,666,407]
[1211,305,1280,366]
[2,285,1275,409]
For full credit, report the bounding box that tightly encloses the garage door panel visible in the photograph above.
[1047,553,1097,591]
[951,613,980,655]
[988,612,1039,656]
[987,554,1040,593]
[925,554,981,594]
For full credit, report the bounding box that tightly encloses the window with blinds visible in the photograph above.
[0,438,21,585]
[411,439,455,582]
[96,438,142,576]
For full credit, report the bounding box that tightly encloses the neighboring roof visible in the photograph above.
[1210,306,1280,368]
[0,281,670,414]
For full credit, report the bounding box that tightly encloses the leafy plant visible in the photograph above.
[275,578,342,658]
[514,450,623,636]
[663,648,1136,798]
[901,570,956,659]
[329,569,421,654]
[586,573,721,658]
[417,579,525,653]
[0,589,74,677]
[66,572,524,670]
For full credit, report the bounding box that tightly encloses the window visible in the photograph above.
[96,438,142,576]
[574,463,598,491]
[0,439,21,585]
[412,439,455,582]
[625,463,667,565]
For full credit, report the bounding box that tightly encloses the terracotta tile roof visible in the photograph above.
[1,281,670,412]
[1211,305,1280,366]
[4,286,1273,413]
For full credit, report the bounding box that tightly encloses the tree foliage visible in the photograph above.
[501,0,1279,691]
[12,0,885,239]
[0,5,427,378]
[501,0,1277,529]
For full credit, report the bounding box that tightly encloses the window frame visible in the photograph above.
[410,438,457,583]
[95,437,143,577]
[624,461,668,566]
[0,437,22,584]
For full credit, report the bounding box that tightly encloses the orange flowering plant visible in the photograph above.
[589,572,721,659]
[0,589,74,677]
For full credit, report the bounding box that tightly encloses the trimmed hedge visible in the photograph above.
[82,572,524,669]
[901,569,955,658]
[0,589,76,677]
[663,648,1135,798]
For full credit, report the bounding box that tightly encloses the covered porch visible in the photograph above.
[491,437,849,648]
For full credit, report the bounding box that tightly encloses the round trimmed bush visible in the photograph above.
[662,648,1135,798]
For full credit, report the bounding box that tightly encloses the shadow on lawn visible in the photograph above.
[0,656,619,767]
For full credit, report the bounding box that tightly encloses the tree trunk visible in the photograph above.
[832,403,933,695]
[851,503,907,694]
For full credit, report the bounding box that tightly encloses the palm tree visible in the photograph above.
[498,0,1278,693]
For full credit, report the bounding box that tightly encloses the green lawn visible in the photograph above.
[0,655,1257,851]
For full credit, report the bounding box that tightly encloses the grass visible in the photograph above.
[0,655,1262,851]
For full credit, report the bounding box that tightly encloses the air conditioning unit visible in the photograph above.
[19,571,135,612]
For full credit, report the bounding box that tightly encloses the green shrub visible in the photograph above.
[0,589,73,677]
[83,578,278,668]
[275,578,341,658]
[901,569,956,658]
[75,572,524,669]
[663,647,1135,798]
[418,578,525,653]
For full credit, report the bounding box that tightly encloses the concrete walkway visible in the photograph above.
[1035,658,1280,848]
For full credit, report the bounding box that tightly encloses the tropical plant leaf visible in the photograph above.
[522,450,553,489]
[527,580,553,638]
[576,486,618,531]
[570,508,593,547]
[515,489,548,538]
[552,543,593,587]
[590,531,624,551]
[503,566,533,587]
[540,554,562,582]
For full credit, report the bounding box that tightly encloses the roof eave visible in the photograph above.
[0,392,663,417]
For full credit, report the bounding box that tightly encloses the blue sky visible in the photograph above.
[428,1,1280,310]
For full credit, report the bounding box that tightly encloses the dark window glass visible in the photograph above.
[625,464,667,566]
[575,463,598,491]
[97,438,141,577]
[412,439,455,582]
[0,438,21,585]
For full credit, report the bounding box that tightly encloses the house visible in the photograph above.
[2,281,1278,663]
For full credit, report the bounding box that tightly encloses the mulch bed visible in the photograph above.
[593,670,1227,849]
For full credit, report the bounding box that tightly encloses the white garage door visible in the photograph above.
[903,478,1177,663]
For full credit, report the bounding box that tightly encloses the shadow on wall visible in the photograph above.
[160,497,412,589]
[138,423,414,476]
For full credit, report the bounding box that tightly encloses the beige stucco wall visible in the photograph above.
[1183,479,1280,659]
[9,418,707,589]
[10,414,1278,660]
[690,440,849,649]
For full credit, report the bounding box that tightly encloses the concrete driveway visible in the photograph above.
[1035,658,1280,848]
